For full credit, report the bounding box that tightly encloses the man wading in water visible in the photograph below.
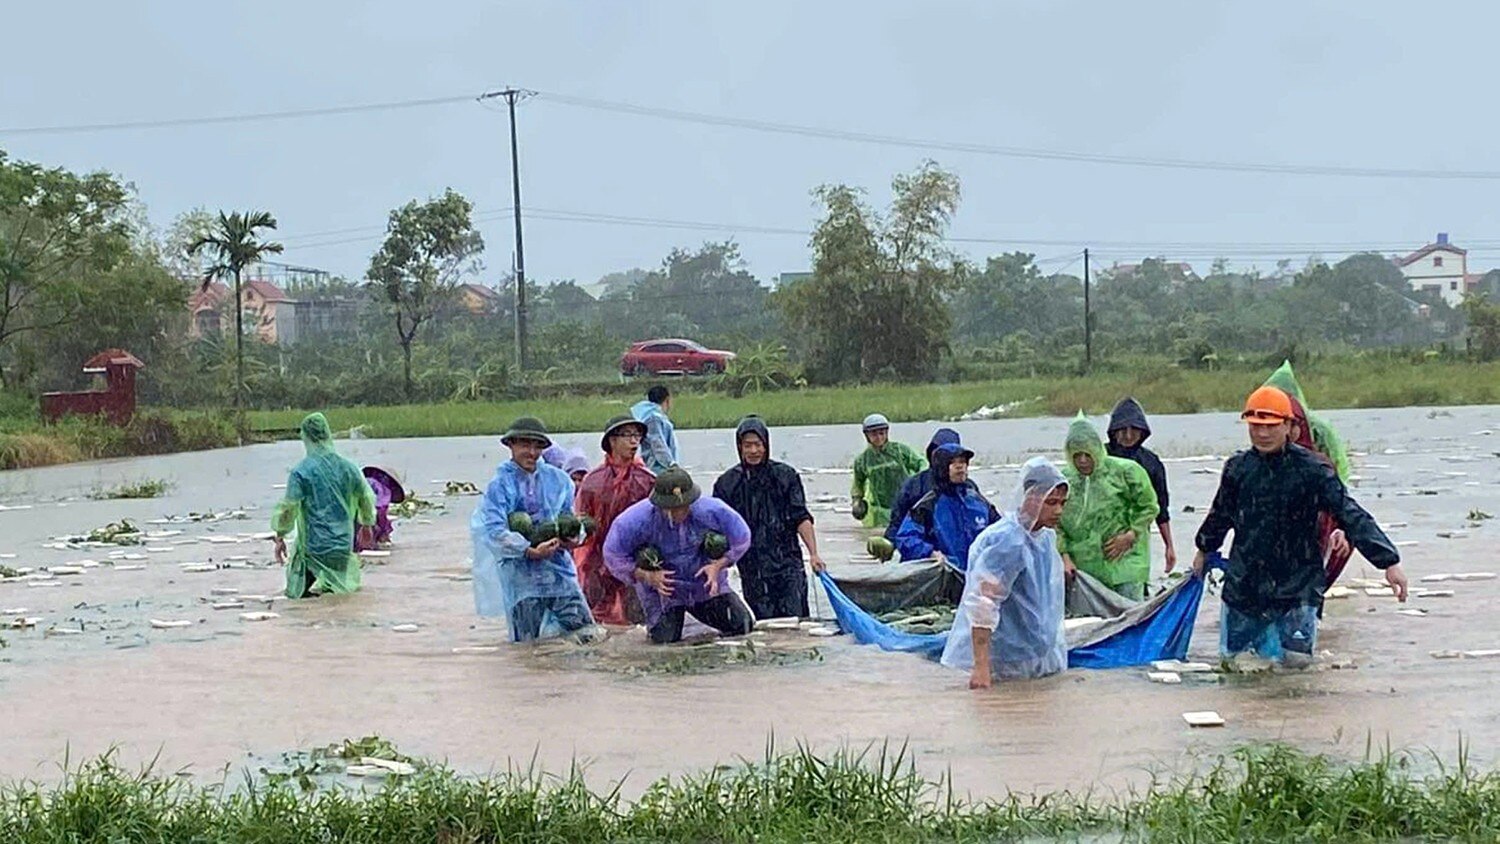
[1194,387,1407,668]
[272,412,377,598]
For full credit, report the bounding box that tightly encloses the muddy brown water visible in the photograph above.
[2,405,1499,798]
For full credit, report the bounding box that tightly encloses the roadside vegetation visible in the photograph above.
[4,741,1499,842]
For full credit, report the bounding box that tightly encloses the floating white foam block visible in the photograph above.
[1182,711,1225,727]
[1148,671,1182,684]
[1414,589,1454,598]
[1421,574,1453,582]
[1397,609,1428,617]
[180,564,215,573]
[359,550,391,558]
[1463,649,1500,659]
[1324,586,1353,599]
[239,611,279,622]
[391,623,419,633]
[754,617,802,631]
[359,757,415,775]
[806,626,839,637]
[212,601,245,610]
[1451,573,1497,582]
[452,645,499,654]
[149,619,192,629]
[1152,660,1214,674]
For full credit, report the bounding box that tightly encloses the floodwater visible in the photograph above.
[1,404,1499,798]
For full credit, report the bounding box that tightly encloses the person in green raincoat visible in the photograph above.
[272,413,378,598]
[1263,360,1351,482]
[850,413,926,528]
[1057,412,1160,601]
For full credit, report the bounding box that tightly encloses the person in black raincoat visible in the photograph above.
[884,427,962,544]
[1105,398,1176,573]
[1193,387,1407,666]
[713,416,825,619]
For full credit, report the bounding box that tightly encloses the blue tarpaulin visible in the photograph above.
[816,555,1214,669]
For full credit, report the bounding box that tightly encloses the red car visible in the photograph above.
[621,339,736,376]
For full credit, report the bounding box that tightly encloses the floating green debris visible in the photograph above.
[877,604,956,634]
[444,481,480,496]
[388,494,441,519]
[90,479,172,500]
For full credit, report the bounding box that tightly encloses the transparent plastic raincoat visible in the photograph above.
[271,413,377,598]
[470,459,592,641]
[851,439,926,528]
[1058,413,1159,591]
[1263,361,1351,482]
[940,458,1069,680]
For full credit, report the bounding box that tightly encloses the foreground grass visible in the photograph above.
[247,358,1500,439]
[4,742,1498,842]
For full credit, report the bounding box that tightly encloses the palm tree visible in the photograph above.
[187,211,283,416]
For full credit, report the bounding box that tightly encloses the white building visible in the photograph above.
[1396,233,1483,307]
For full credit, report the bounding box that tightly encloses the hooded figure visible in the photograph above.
[713,416,820,619]
[470,418,595,642]
[1105,398,1175,572]
[1263,361,1350,482]
[940,457,1070,685]
[574,416,653,625]
[562,449,592,482]
[884,428,962,543]
[893,443,1000,571]
[1058,412,1160,600]
[1286,395,1355,589]
[272,413,378,598]
[850,420,926,528]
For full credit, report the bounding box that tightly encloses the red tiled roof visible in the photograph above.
[462,283,502,301]
[188,281,230,313]
[244,279,291,303]
[83,349,144,369]
[1396,242,1466,267]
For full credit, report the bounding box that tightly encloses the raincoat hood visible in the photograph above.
[1106,398,1151,444]
[1065,412,1105,466]
[562,448,591,477]
[735,415,772,463]
[300,412,335,453]
[925,427,961,460]
[1012,457,1067,533]
[930,442,976,493]
[1262,360,1307,405]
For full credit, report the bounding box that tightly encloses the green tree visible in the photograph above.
[0,151,134,386]
[630,242,771,339]
[187,210,284,413]
[777,161,962,382]
[367,189,484,400]
[1461,293,1500,361]
[951,252,1083,347]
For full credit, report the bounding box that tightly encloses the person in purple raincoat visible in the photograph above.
[357,466,404,551]
[603,467,755,644]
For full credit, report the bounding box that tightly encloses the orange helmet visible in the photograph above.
[1241,386,1293,425]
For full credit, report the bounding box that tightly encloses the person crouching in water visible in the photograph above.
[603,467,755,644]
[1193,387,1406,668]
[1105,398,1177,574]
[893,442,999,571]
[1058,412,1160,600]
[272,412,377,598]
[942,457,1071,689]
[471,416,597,643]
[356,466,404,552]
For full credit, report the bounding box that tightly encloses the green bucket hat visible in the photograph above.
[501,416,553,448]
[600,414,648,452]
[650,466,701,509]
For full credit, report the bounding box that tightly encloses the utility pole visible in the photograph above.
[479,87,534,370]
[1083,248,1092,371]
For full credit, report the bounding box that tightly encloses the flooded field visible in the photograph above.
[2,404,1499,798]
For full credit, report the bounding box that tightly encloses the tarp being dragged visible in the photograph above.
[817,559,1210,669]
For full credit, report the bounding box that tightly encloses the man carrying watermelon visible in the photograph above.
[470,416,597,643]
[603,467,755,644]
[850,413,926,528]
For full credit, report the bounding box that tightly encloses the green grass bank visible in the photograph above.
[247,358,1500,440]
[5,742,1498,842]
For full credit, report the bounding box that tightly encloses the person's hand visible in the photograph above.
[969,664,993,690]
[637,567,676,597]
[1103,530,1137,561]
[1062,555,1077,583]
[526,538,561,560]
[1329,529,1350,560]
[1385,563,1409,602]
[1191,550,1207,578]
[698,558,729,597]
[273,536,287,565]
[807,553,826,573]
[933,550,948,567]
[356,525,375,549]
[1164,544,1179,574]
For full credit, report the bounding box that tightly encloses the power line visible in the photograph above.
[0,94,477,136]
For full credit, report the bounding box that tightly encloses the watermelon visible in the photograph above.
[851,499,869,521]
[556,514,582,541]
[634,545,664,571]
[579,515,598,536]
[701,531,730,559]
[866,536,896,562]
[507,511,534,538]
[530,520,559,546]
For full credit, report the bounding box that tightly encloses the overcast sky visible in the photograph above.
[4,2,1498,286]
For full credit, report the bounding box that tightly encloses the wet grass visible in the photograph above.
[5,741,1500,842]
[88,478,172,500]
[246,358,1500,440]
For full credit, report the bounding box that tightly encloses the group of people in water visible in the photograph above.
[269,363,1408,689]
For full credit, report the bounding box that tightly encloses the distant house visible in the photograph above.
[1106,261,1200,285]
[458,283,503,315]
[1396,233,1480,307]
[187,278,309,345]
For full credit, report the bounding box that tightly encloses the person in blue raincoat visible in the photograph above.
[941,457,1070,688]
[884,428,962,544]
[893,443,1000,571]
[471,416,596,643]
[631,385,679,474]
